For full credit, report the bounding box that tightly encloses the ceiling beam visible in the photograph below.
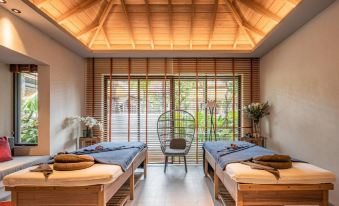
[89,0,114,48]
[238,0,281,23]
[208,0,219,49]
[57,0,99,24]
[224,0,255,47]
[168,0,173,49]
[120,0,136,49]
[102,29,111,48]
[224,0,264,37]
[189,0,195,50]
[76,22,99,38]
[145,0,155,49]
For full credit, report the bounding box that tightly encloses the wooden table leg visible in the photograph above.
[129,174,135,200]
[214,172,219,199]
[204,158,208,176]
[322,190,329,206]
[143,158,147,178]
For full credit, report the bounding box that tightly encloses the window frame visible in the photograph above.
[103,75,242,140]
[13,72,38,146]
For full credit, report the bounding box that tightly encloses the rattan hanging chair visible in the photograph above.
[157,110,195,173]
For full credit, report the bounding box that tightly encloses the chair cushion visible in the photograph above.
[170,139,186,149]
[164,148,186,155]
[0,137,12,162]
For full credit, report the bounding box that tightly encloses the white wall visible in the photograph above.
[0,7,85,155]
[0,63,12,137]
[261,1,339,204]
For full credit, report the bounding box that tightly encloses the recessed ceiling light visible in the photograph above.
[0,0,7,4]
[11,9,21,14]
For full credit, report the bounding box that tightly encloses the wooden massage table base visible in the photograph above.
[204,149,333,206]
[6,148,148,206]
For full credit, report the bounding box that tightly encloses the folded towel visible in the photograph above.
[54,162,95,171]
[30,164,53,178]
[241,161,280,179]
[253,154,291,162]
[252,160,292,169]
[54,154,94,163]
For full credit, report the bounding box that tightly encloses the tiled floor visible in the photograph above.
[125,165,222,206]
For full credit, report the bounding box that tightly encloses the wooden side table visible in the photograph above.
[239,136,266,147]
[79,137,102,149]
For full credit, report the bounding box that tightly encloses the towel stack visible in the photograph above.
[53,154,95,171]
[253,154,292,169]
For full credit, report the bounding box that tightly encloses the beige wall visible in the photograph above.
[0,63,12,137]
[0,7,85,155]
[261,1,339,204]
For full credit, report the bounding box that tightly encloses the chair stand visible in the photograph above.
[164,155,187,173]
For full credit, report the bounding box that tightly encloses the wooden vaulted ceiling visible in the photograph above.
[30,0,301,51]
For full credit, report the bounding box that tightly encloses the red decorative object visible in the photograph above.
[0,202,11,206]
[0,137,12,162]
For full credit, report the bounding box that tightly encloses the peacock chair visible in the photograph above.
[157,110,195,173]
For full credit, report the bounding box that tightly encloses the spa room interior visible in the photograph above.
[0,0,338,205]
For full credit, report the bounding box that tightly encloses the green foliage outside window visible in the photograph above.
[20,92,38,144]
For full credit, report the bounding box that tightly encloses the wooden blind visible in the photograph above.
[85,58,260,163]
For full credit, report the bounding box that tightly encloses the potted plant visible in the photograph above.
[71,116,103,137]
[243,102,270,138]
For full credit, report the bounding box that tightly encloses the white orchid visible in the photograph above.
[70,116,103,131]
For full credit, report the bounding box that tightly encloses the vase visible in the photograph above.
[252,120,261,138]
[83,128,93,138]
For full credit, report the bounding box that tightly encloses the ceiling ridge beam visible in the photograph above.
[89,0,115,48]
[224,0,264,36]
[76,22,99,38]
[238,0,281,23]
[57,0,100,24]
[208,0,219,49]
[120,0,136,49]
[224,0,255,47]
[145,0,155,49]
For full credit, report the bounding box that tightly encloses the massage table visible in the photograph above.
[203,141,335,206]
[4,144,147,206]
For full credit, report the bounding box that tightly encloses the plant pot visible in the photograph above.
[83,128,93,138]
[253,120,261,138]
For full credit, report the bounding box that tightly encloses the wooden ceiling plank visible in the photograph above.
[145,0,155,49]
[224,0,264,37]
[120,0,136,49]
[285,0,299,7]
[57,0,100,24]
[169,0,173,49]
[208,0,219,49]
[36,0,51,8]
[89,0,114,48]
[238,0,281,23]
[189,0,195,50]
